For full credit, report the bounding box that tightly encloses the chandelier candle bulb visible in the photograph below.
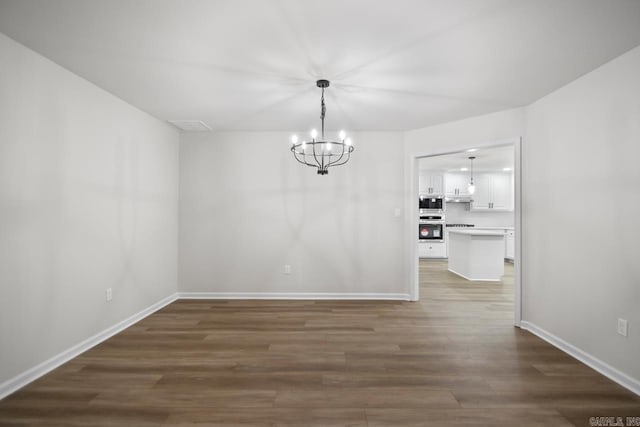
[289,79,355,175]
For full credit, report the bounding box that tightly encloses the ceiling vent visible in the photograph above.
[168,120,212,132]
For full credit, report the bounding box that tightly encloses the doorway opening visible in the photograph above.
[407,138,522,327]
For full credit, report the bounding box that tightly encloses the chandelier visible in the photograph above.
[290,80,354,175]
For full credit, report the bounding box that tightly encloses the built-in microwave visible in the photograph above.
[419,196,443,211]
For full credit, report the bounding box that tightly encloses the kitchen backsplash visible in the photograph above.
[445,203,515,227]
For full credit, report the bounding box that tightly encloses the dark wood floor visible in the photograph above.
[1,260,639,426]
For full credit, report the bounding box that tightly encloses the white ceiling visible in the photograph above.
[1,0,640,132]
[419,145,514,172]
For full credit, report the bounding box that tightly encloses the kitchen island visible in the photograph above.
[448,229,506,281]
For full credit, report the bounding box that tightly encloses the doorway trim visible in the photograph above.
[406,137,522,327]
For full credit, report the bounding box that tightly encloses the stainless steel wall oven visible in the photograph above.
[418,215,444,242]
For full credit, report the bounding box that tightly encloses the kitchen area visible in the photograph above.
[418,145,515,281]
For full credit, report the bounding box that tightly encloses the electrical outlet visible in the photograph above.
[617,318,628,337]
[394,208,401,217]
[284,265,291,275]
[106,288,113,302]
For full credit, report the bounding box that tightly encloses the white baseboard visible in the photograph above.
[178,292,412,300]
[0,293,179,400]
[520,321,640,396]
[447,268,501,282]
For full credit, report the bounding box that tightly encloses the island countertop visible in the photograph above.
[447,229,506,237]
[471,226,514,231]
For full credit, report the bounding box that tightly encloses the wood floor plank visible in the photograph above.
[1,260,639,426]
[273,387,460,409]
[365,407,575,426]
[163,407,367,426]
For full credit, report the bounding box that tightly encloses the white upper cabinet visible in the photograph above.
[419,174,428,194]
[489,173,512,210]
[419,171,444,195]
[431,173,444,195]
[471,172,513,211]
[444,173,471,197]
[471,174,491,209]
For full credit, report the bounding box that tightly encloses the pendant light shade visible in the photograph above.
[468,183,476,194]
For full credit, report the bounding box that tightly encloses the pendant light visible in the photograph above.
[467,156,476,195]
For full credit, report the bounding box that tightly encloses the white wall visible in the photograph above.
[403,46,640,388]
[404,108,525,155]
[0,34,179,386]
[179,131,406,297]
[523,45,640,382]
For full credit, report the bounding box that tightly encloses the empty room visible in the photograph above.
[1,1,639,426]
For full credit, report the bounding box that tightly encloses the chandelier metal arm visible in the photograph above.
[312,138,322,170]
[326,146,346,167]
[291,148,310,166]
[330,155,351,168]
[292,146,327,172]
[328,148,352,167]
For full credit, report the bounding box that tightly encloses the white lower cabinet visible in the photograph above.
[418,241,446,258]
[505,230,515,260]
[445,228,514,260]
[445,230,450,257]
